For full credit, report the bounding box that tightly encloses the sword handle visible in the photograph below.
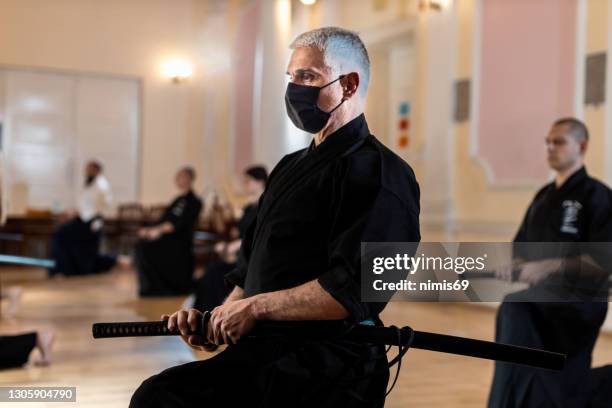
[92,311,210,338]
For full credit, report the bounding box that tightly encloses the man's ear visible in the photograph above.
[580,140,588,155]
[341,72,360,101]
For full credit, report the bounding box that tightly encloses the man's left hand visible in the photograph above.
[208,297,259,345]
[518,259,562,285]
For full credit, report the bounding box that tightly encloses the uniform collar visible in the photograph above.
[556,166,587,193]
[307,114,369,154]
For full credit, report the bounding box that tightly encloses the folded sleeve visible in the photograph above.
[318,153,420,322]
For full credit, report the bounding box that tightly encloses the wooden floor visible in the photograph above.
[1,266,611,407]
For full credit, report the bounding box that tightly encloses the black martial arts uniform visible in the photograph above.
[193,202,257,313]
[0,333,37,369]
[130,114,421,408]
[49,217,116,276]
[135,191,203,297]
[236,203,258,241]
[488,167,612,408]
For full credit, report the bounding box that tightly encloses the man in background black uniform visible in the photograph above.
[135,166,202,296]
[489,118,612,407]
[130,27,420,408]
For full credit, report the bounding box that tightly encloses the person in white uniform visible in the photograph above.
[49,161,116,276]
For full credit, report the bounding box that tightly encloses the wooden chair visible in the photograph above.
[117,203,146,255]
[146,205,167,223]
[192,199,240,267]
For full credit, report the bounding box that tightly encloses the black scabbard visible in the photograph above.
[92,317,565,371]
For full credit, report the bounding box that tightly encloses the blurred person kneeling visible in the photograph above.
[135,166,202,297]
[49,160,115,277]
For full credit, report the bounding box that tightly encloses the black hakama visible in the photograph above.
[0,332,37,369]
[135,191,202,297]
[49,217,115,276]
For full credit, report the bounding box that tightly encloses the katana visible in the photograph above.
[92,312,566,372]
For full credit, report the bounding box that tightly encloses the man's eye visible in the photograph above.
[546,139,565,146]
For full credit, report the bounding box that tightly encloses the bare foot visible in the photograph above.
[34,330,55,366]
[4,286,23,316]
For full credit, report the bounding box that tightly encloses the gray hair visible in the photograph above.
[290,27,370,97]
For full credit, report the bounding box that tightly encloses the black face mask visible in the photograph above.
[285,75,345,134]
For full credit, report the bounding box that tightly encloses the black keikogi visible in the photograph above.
[135,190,202,296]
[131,114,420,408]
[489,167,612,408]
[227,114,420,312]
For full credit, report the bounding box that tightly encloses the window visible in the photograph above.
[0,68,140,215]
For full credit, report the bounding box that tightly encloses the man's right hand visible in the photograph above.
[162,310,217,351]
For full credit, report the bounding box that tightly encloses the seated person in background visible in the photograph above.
[0,330,55,368]
[49,160,115,277]
[1,289,55,367]
[135,166,203,297]
[193,165,267,313]
[488,118,612,408]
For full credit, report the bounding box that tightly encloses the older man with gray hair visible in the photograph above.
[131,26,420,408]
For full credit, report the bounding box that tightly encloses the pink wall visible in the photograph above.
[232,1,260,177]
[478,0,577,184]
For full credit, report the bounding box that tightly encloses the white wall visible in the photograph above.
[0,0,222,204]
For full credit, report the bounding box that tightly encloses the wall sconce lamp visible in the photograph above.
[300,0,316,5]
[161,59,193,84]
[419,0,452,12]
